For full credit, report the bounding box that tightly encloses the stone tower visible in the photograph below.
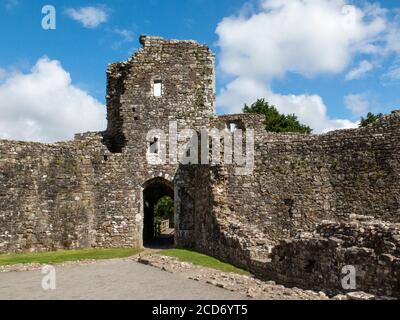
[104,35,216,153]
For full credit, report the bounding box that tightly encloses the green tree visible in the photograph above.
[243,99,312,134]
[154,196,174,227]
[359,112,384,127]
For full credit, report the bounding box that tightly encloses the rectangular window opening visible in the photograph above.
[153,80,163,97]
[227,120,245,133]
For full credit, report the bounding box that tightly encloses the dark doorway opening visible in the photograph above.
[143,178,175,248]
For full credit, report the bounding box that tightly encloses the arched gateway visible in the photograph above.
[142,178,175,247]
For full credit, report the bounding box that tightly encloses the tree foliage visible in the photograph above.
[154,196,174,227]
[243,99,312,134]
[359,112,384,128]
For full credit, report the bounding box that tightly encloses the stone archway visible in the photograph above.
[142,177,175,247]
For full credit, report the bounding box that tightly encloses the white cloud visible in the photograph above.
[344,93,369,116]
[345,60,374,80]
[383,65,400,81]
[386,29,400,54]
[218,77,357,133]
[112,28,134,42]
[0,57,106,143]
[65,6,109,28]
[107,28,135,50]
[215,0,389,132]
[216,0,386,80]
[384,12,400,55]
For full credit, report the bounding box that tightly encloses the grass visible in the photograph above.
[0,248,142,266]
[161,248,250,275]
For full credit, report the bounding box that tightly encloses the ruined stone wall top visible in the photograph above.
[138,35,203,48]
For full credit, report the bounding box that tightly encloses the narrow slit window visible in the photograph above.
[149,137,159,154]
[153,80,163,97]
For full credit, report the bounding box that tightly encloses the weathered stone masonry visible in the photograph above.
[185,111,400,297]
[1,36,215,253]
[1,36,400,297]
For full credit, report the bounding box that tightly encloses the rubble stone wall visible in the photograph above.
[0,132,152,253]
[178,112,400,296]
[266,218,400,297]
[217,111,400,246]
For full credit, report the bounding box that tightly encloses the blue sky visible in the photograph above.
[1,0,400,141]
[0,0,244,100]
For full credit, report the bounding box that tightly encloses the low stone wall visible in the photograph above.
[265,217,400,297]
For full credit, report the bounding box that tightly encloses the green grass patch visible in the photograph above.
[161,248,250,275]
[0,248,142,266]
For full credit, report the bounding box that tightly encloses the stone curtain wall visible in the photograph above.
[0,137,95,253]
[180,111,400,293]
[219,111,400,245]
[0,134,140,253]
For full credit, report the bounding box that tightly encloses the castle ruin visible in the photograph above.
[1,36,399,297]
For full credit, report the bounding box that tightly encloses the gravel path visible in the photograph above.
[136,254,330,300]
[0,259,250,300]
